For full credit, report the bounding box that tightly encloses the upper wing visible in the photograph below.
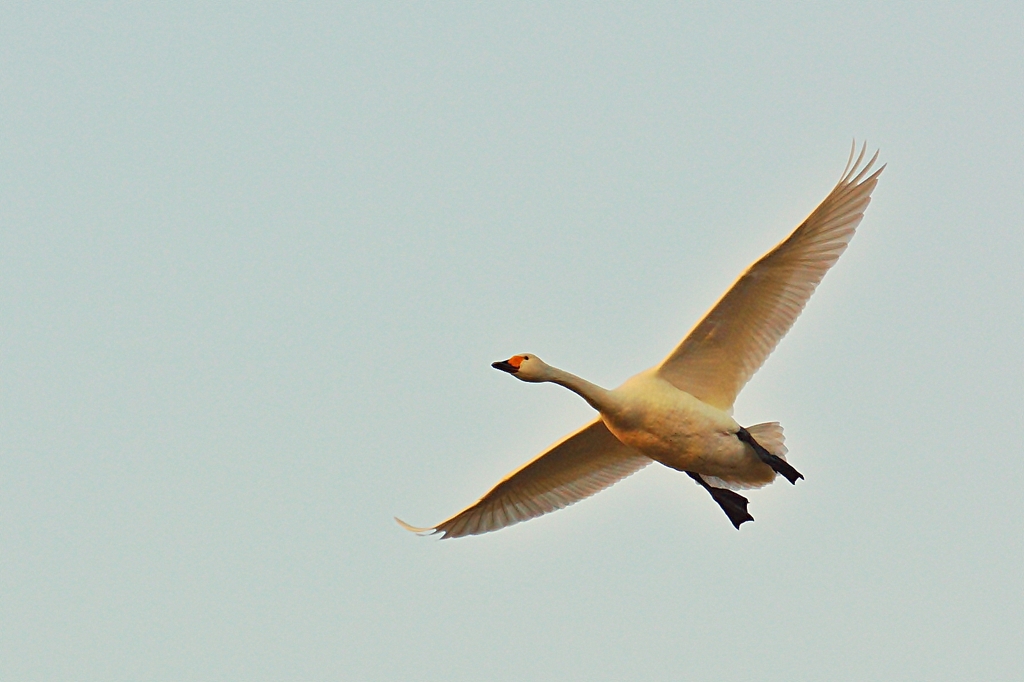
[657,143,884,410]
[396,420,652,539]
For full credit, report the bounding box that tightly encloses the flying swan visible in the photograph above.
[398,143,884,537]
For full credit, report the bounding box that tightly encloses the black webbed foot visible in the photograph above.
[736,427,804,484]
[687,472,754,529]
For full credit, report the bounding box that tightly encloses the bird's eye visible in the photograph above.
[523,356,529,360]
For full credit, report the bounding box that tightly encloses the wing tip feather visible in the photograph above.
[841,140,884,188]
[394,516,439,536]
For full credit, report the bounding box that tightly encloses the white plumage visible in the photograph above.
[398,143,884,538]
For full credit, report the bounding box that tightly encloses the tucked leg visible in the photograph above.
[736,426,804,484]
[686,472,754,529]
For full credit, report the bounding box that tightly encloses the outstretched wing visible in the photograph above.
[657,143,884,410]
[396,420,651,539]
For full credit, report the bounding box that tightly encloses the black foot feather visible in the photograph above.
[687,472,754,529]
[737,427,804,484]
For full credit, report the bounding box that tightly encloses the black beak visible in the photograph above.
[491,360,518,374]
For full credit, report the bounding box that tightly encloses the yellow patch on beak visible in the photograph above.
[508,355,525,369]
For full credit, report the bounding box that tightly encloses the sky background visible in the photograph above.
[2,3,1022,681]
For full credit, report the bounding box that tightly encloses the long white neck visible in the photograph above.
[545,366,616,414]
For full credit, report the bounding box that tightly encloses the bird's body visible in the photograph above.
[606,371,753,479]
[398,143,884,538]
[561,367,772,484]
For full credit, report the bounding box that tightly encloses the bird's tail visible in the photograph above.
[745,421,788,459]
[705,422,789,491]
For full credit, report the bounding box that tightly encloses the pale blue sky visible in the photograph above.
[2,3,1022,681]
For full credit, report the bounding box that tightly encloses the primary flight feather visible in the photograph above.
[398,143,884,538]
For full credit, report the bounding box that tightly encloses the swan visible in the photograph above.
[397,143,884,537]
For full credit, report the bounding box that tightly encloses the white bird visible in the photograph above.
[398,143,884,538]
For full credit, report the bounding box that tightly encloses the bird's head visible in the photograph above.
[491,354,550,383]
